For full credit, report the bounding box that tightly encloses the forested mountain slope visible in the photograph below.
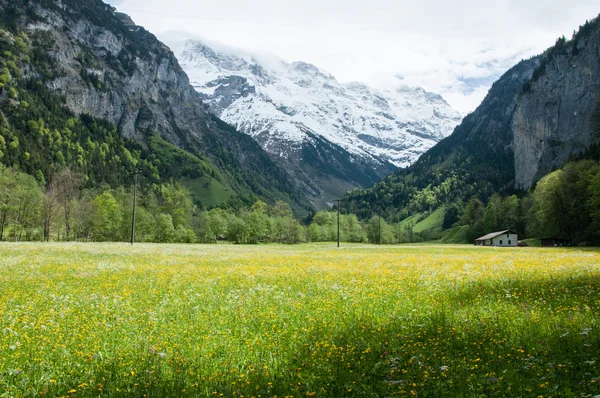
[0,0,311,212]
[344,15,600,221]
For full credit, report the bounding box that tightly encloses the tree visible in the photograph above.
[51,168,84,240]
[588,169,600,239]
[366,216,394,244]
[0,168,42,241]
[443,202,462,230]
[500,195,521,232]
[175,224,196,243]
[154,213,175,243]
[135,206,156,242]
[158,183,195,228]
[243,210,268,244]
[310,211,336,241]
[73,195,95,241]
[271,201,293,218]
[483,202,498,233]
[533,170,572,239]
[251,200,268,215]
[208,208,228,242]
[227,215,247,244]
[340,214,365,243]
[461,198,485,242]
[91,191,122,241]
[193,211,213,243]
[41,182,60,241]
[0,164,10,241]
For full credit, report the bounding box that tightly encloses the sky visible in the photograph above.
[106,0,599,114]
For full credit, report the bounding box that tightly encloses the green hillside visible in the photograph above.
[0,0,312,213]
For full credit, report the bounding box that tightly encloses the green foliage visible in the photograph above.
[243,210,268,244]
[308,211,336,242]
[157,183,194,229]
[442,202,462,229]
[154,213,175,243]
[0,165,42,241]
[91,191,121,241]
[483,202,498,233]
[365,216,395,244]
[461,198,485,242]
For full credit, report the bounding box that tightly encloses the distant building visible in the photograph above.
[541,238,571,247]
[475,230,519,247]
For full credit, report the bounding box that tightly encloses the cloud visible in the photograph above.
[106,0,599,113]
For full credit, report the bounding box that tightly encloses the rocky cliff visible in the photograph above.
[343,15,600,220]
[0,0,310,211]
[512,23,600,189]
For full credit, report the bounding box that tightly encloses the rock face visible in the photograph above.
[343,15,600,220]
[6,0,308,210]
[512,26,600,189]
[175,40,462,206]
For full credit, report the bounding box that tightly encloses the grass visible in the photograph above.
[440,225,470,244]
[398,207,446,234]
[398,213,422,230]
[0,243,599,397]
[412,207,446,233]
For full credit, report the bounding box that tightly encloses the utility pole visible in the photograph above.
[335,199,341,248]
[131,170,138,245]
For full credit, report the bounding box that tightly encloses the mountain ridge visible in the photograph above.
[173,38,462,206]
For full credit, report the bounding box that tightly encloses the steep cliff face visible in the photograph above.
[0,0,309,210]
[512,24,600,189]
[343,15,600,220]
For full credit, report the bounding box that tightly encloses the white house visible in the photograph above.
[475,230,519,247]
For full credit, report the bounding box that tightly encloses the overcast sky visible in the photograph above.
[106,0,598,114]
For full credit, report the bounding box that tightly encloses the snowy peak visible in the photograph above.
[180,39,462,167]
[179,39,463,166]
[176,38,462,206]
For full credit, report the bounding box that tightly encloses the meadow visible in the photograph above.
[0,243,599,397]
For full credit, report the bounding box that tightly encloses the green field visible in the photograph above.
[1,243,599,397]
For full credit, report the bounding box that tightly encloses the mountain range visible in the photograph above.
[175,39,462,206]
[2,0,599,232]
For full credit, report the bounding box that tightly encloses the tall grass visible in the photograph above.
[0,243,598,397]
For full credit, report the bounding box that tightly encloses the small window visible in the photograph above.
[500,240,503,245]
[509,240,512,245]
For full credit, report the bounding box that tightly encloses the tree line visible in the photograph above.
[4,159,600,245]
[0,164,307,244]
[0,163,432,245]
[457,159,600,245]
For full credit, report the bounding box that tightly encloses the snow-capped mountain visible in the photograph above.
[174,39,463,206]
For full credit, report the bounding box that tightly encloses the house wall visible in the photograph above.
[491,233,518,247]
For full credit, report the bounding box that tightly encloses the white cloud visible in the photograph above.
[107,0,599,113]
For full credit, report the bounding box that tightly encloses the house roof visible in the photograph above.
[475,230,518,241]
